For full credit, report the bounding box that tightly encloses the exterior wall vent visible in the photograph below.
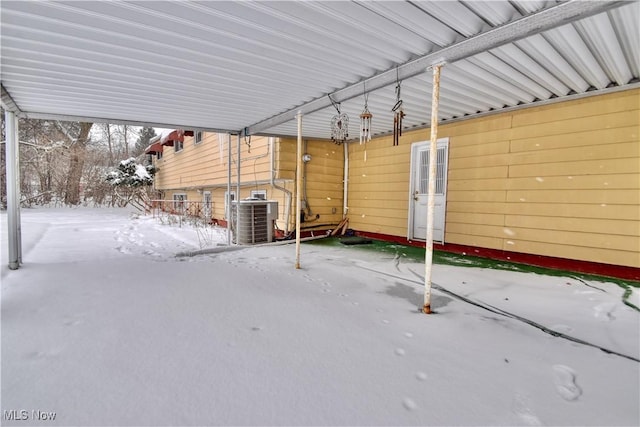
[232,200,278,245]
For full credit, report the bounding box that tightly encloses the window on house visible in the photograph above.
[194,131,203,145]
[224,191,236,219]
[157,151,163,160]
[250,190,267,200]
[202,191,212,219]
[174,140,183,152]
[173,193,186,213]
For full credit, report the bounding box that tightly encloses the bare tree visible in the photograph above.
[1,115,152,208]
[59,122,93,205]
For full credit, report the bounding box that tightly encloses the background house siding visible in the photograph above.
[153,134,344,233]
[348,88,639,268]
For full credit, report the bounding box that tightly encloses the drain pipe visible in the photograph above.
[270,137,292,234]
[343,141,349,219]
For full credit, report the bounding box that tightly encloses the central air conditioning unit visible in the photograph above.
[232,199,278,245]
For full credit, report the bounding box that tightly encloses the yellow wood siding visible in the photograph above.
[348,88,640,268]
[155,134,343,232]
[277,138,344,227]
[155,133,274,190]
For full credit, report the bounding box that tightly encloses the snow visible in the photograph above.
[1,207,639,426]
[134,164,151,180]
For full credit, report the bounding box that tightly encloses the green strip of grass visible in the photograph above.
[308,237,640,311]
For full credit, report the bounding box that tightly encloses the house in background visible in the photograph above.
[146,131,345,237]
[147,88,639,280]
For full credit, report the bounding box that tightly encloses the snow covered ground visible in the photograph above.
[1,207,638,426]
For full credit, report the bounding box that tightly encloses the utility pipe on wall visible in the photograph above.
[424,64,443,314]
[295,112,303,269]
[5,110,20,269]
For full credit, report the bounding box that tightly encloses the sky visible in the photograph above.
[1,207,638,426]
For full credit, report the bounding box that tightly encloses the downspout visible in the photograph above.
[343,141,349,219]
[270,137,292,234]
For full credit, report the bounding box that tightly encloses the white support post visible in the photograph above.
[424,64,443,314]
[236,133,241,242]
[227,133,232,246]
[343,142,349,218]
[5,110,20,270]
[295,112,303,269]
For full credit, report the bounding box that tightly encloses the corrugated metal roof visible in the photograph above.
[1,1,638,139]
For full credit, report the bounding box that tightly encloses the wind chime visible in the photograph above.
[244,134,252,154]
[329,95,349,145]
[359,83,372,161]
[392,75,405,146]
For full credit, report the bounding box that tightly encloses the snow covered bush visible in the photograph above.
[105,157,157,187]
[105,158,157,207]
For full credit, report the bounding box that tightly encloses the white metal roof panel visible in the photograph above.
[1,1,638,139]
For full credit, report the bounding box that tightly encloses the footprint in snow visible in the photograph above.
[511,391,542,426]
[415,371,427,381]
[402,397,417,411]
[552,364,582,401]
[63,318,83,327]
[593,302,616,321]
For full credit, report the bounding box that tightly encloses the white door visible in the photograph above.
[409,139,449,243]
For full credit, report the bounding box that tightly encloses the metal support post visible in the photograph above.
[5,110,20,269]
[295,112,303,269]
[424,64,443,314]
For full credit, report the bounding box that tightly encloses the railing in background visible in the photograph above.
[146,199,214,226]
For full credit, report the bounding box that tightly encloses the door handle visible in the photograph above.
[413,191,419,201]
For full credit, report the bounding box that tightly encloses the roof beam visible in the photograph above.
[15,110,238,134]
[1,84,22,115]
[247,0,626,135]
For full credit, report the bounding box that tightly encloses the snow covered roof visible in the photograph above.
[144,141,163,156]
[1,1,638,138]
